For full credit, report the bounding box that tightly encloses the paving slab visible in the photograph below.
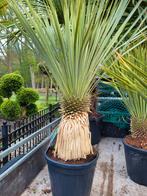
[21,138,147,196]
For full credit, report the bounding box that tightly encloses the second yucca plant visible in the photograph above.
[103,45,147,186]
[103,45,147,144]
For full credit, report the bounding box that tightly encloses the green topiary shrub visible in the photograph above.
[26,103,38,116]
[16,88,39,106]
[0,83,13,98]
[0,73,24,98]
[1,100,21,121]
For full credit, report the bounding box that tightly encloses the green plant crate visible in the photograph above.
[97,82,120,97]
[96,97,130,138]
[97,97,130,128]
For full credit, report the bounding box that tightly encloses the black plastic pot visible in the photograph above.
[123,139,147,186]
[89,116,103,145]
[101,122,130,138]
[45,151,98,196]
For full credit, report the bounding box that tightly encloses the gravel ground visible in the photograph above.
[21,138,147,196]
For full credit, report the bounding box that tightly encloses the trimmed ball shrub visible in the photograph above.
[1,100,21,121]
[0,83,13,98]
[26,103,38,116]
[0,73,24,97]
[17,88,39,106]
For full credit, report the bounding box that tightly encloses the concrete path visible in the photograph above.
[21,138,147,196]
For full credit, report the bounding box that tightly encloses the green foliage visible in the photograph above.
[0,64,9,77]
[0,72,24,98]
[0,84,13,98]
[17,88,39,106]
[0,96,3,105]
[10,0,147,103]
[26,103,38,116]
[13,70,21,75]
[103,46,147,100]
[0,0,8,16]
[0,71,41,119]
[20,46,37,86]
[103,45,147,136]
[1,99,21,121]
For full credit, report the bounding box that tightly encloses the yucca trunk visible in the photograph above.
[131,117,147,138]
[54,97,93,161]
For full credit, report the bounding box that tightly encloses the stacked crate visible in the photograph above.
[96,82,130,138]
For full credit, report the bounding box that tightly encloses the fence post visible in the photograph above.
[2,121,9,164]
[49,104,53,122]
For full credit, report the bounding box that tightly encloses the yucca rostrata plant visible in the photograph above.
[103,45,147,144]
[9,0,147,160]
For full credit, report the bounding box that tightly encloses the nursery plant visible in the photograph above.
[0,72,23,120]
[10,0,147,159]
[0,72,24,98]
[9,0,147,195]
[16,87,39,107]
[16,87,39,116]
[1,99,21,121]
[26,103,38,116]
[0,72,39,120]
[103,45,147,140]
[103,45,147,185]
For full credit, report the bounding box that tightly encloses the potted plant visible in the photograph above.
[9,0,146,195]
[89,80,103,145]
[103,45,147,186]
[89,111,103,145]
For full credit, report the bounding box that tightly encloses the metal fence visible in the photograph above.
[0,118,60,179]
[0,103,60,170]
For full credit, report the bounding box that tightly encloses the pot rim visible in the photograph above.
[89,114,104,121]
[45,150,98,169]
[123,138,147,154]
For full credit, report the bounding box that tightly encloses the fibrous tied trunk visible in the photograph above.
[54,111,93,161]
[131,117,147,138]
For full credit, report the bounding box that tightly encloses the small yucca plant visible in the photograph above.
[103,45,147,138]
[9,0,147,160]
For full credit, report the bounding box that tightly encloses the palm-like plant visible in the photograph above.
[9,0,147,161]
[103,45,147,139]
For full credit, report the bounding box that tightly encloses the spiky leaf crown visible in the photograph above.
[60,96,90,117]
